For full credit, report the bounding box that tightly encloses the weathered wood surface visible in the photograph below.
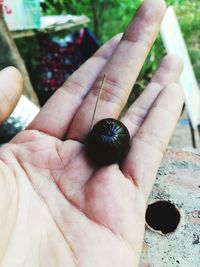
[161,7,200,130]
[0,11,39,105]
[11,15,90,39]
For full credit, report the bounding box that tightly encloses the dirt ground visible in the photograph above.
[169,108,200,153]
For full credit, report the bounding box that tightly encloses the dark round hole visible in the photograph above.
[145,201,180,234]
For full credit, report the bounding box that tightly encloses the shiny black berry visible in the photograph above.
[85,118,130,166]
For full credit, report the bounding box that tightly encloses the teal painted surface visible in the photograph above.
[2,0,41,30]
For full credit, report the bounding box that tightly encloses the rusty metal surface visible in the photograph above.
[139,149,200,267]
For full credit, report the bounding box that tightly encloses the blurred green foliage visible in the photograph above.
[175,1,200,83]
[17,0,200,105]
[40,0,141,41]
[40,0,200,88]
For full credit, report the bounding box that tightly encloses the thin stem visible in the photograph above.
[90,74,106,130]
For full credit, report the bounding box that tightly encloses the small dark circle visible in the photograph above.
[145,201,181,234]
[85,118,130,166]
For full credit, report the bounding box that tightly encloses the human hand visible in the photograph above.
[0,0,184,266]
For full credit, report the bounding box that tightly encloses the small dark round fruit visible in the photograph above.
[85,118,130,166]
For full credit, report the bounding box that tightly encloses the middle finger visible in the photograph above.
[67,0,166,142]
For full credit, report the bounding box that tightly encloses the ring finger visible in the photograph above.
[121,54,183,137]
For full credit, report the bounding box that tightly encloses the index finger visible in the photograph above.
[67,0,167,142]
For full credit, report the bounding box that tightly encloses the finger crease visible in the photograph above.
[126,105,148,126]
[152,105,179,121]
[92,79,126,109]
[62,79,86,98]
[134,133,166,154]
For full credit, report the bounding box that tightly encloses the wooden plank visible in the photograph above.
[11,15,90,39]
[160,7,200,130]
[0,11,39,105]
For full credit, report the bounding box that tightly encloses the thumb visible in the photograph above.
[0,66,23,124]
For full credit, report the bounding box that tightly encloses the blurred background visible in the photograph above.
[17,0,200,105]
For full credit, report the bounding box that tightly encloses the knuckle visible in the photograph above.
[62,78,84,96]
[135,130,166,154]
[126,105,148,127]
[92,76,126,109]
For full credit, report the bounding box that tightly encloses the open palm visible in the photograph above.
[0,1,184,266]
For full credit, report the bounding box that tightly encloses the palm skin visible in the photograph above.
[0,130,144,267]
[0,0,184,266]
